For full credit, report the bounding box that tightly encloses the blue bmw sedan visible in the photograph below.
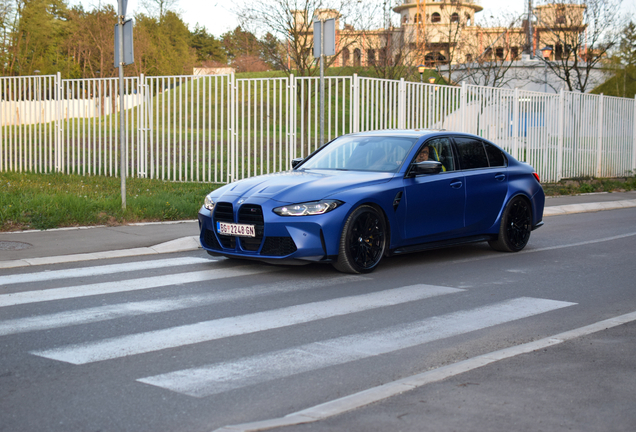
[198,130,545,273]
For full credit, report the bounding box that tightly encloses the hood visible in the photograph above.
[212,170,393,204]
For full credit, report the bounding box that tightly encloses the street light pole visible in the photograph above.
[540,46,552,93]
[418,64,425,83]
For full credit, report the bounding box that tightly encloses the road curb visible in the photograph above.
[212,311,636,432]
[0,236,201,270]
[543,199,636,216]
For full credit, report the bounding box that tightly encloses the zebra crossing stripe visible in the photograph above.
[0,265,278,308]
[137,297,576,397]
[0,275,367,336]
[30,285,464,364]
[0,257,211,286]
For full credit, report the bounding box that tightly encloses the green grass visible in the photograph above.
[541,176,636,196]
[1,171,634,232]
[0,171,221,231]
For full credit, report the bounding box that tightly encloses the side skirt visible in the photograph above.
[390,235,494,256]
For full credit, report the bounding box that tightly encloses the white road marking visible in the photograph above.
[0,257,211,286]
[213,310,636,432]
[452,231,636,264]
[30,285,463,364]
[0,276,367,336]
[138,297,576,397]
[0,265,278,308]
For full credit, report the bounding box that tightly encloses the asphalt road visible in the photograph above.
[1,207,635,432]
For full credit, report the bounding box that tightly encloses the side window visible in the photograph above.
[483,141,506,167]
[454,137,489,170]
[414,138,455,171]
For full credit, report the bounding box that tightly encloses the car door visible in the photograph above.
[453,137,508,232]
[403,137,465,241]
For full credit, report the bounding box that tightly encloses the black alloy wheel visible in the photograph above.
[489,196,532,252]
[333,205,387,274]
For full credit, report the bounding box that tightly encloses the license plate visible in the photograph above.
[217,221,256,237]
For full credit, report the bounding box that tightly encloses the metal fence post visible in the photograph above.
[596,93,604,178]
[461,82,467,133]
[231,73,237,182]
[398,78,406,129]
[557,89,565,181]
[289,74,296,158]
[55,72,63,172]
[512,88,520,160]
[633,95,636,176]
[352,73,360,133]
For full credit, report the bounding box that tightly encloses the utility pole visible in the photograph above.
[118,0,126,210]
[527,0,534,58]
[320,20,325,146]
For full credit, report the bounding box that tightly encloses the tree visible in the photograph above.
[7,0,71,76]
[140,0,180,20]
[534,0,625,93]
[236,0,378,77]
[593,20,636,97]
[133,10,196,76]
[221,26,260,61]
[259,32,284,70]
[221,25,271,72]
[190,24,226,65]
[0,0,15,75]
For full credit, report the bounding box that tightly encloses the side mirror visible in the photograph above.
[291,158,304,169]
[408,161,443,176]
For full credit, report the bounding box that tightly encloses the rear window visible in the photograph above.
[484,142,506,167]
[454,137,489,170]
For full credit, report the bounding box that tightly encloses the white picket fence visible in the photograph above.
[2,72,635,183]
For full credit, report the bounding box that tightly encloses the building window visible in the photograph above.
[379,48,387,65]
[511,47,519,59]
[451,13,459,23]
[431,12,441,23]
[342,48,350,66]
[402,14,408,24]
[415,13,422,24]
[495,47,504,60]
[354,48,361,67]
[367,49,376,66]
[425,51,446,67]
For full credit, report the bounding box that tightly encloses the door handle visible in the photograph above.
[450,181,463,189]
[495,174,506,181]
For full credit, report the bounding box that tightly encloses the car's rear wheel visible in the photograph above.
[333,205,387,274]
[489,196,532,252]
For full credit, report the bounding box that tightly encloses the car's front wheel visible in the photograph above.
[333,205,387,274]
[489,196,532,252]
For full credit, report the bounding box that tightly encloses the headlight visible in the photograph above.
[273,200,343,216]
[204,194,215,211]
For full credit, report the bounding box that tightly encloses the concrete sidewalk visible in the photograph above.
[0,191,635,269]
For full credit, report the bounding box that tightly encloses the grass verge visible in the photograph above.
[0,172,220,231]
[1,173,634,232]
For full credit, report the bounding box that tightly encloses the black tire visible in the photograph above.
[489,196,532,252]
[332,205,387,274]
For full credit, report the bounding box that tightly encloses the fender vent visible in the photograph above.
[393,191,403,211]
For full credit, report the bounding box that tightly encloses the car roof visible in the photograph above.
[347,129,477,139]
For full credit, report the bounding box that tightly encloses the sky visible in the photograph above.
[76,1,635,37]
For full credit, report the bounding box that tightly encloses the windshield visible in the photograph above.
[299,136,418,173]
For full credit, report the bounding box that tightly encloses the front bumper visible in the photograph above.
[198,203,345,262]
